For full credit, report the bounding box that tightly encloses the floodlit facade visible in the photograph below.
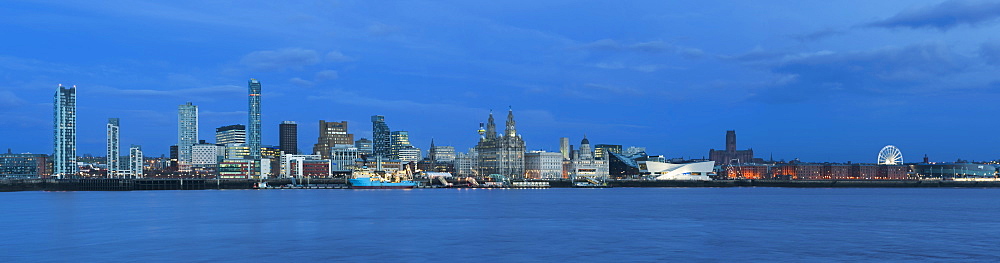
[525,151,563,179]
[568,137,609,178]
[455,149,478,177]
[639,160,715,180]
[215,124,246,145]
[475,109,526,178]
[54,85,77,178]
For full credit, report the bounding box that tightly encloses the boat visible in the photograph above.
[349,167,417,189]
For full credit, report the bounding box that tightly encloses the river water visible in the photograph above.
[3,188,999,262]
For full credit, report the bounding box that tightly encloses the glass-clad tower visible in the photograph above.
[54,85,77,178]
[177,102,198,172]
[372,115,391,159]
[248,79,261,159]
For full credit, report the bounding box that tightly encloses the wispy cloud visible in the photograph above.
[240,48,321,70]
[577,39,705,58]
[792,28,846,42]
[315,70,339,81]
[93,85,243,97]
[867,0,1000,30]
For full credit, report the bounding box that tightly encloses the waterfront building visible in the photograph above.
[128,145,143,178]
[177,102,198,172]
[390,131,413,159]
[106,118,120,177]
[247,79,262,160]
[525,151,563,179]
[455,149,478,177]
[329,145,360,171]
[355,138,373,157]
[54,85,77,178]
[709,130,754,165]
[608,151,647,179]
[218,159,269,179]
[559,137,570,160]
[0,150,50,178]
[224,143,250,160]
[593,144,622,160]
[371,115,391,158]
[428,140,456,163]
[398,147,422,163]
[215,124,246,145]
[279,121,298,155]
[191,143,222,166]
[169,145,178,171]
[313,120,353,159]
[910,163,993,178]
[623,146,646,156]
[280,154,331,178]
[568,136,609,178]
[639,160,715,180]
[475,109,526,178]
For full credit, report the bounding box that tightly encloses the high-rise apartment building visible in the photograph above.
[248,79,262,159]
[129,145,143,178]
[177,102,198,172]
[313,120,353,159]
[215,124,246,145]
[54,85,77,178]
[475,109,526,178]
[371,115,391,159]
[107,118,120,177]
[279,121,298,155]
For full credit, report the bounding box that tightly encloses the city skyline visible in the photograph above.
[3,1,1000,162]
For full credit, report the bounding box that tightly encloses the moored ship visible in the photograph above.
[349,168,417,189]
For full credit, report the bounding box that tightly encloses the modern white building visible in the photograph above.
[54,85,78,178]
[177,102,198,172]
[191,143,222,166]
[639,160,715,180]
[106,118,120,178]
[128,145,143,178]
[525,151,563,179]
[398,147,422,163]
[329,144,360,171]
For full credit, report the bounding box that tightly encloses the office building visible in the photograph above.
[313,120,353,158]
[455,149,478,177]
[371,115,391,158]
[248,79,262,159]
[279,121,298,155]
[355,138,373,157]
[709,130,754,165]
[525,151,563,179]
[329,145,360,171]
[568,136,609,178]
[594,144,622,160]
[177,102,198,172]
[215,124,246,145]
[0,150,50,178]
[559,137,570,160]
[428,140,456,163]
[54,85,77,178]
[398,147,422,163]
[106,118,120,177]
[475,109,526,178]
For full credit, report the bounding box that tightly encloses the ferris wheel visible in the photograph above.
[877,145,903,165]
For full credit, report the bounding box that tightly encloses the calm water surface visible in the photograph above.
[3,188,1000,262]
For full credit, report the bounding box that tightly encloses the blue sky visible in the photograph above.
[2,0,1000,163]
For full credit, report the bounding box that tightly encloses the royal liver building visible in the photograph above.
[475,109,526,179]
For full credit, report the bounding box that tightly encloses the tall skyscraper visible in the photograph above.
[371,115,391,158]
[475,109,526,178]
[107,118,120,178]
[313,120,353,159]
[279,121,298,155]
[177,102,198,172]
[559,137,570,160]
[54,85,77,178]
[248,79,262,159]
[215,124,246,145]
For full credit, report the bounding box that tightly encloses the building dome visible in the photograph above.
[581,137,590,145]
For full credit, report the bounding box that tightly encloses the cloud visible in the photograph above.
[0,91,26,111]
[577,39,705,58]
[980,41,1000,65]
[793,28,846,42]
[315,70,339,80]
[289,77,314,87]
[240,48,321,70]
[325,51,354,62]
[738,43,970,103]
[867,0,1000,30]
[94,85,243,97]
